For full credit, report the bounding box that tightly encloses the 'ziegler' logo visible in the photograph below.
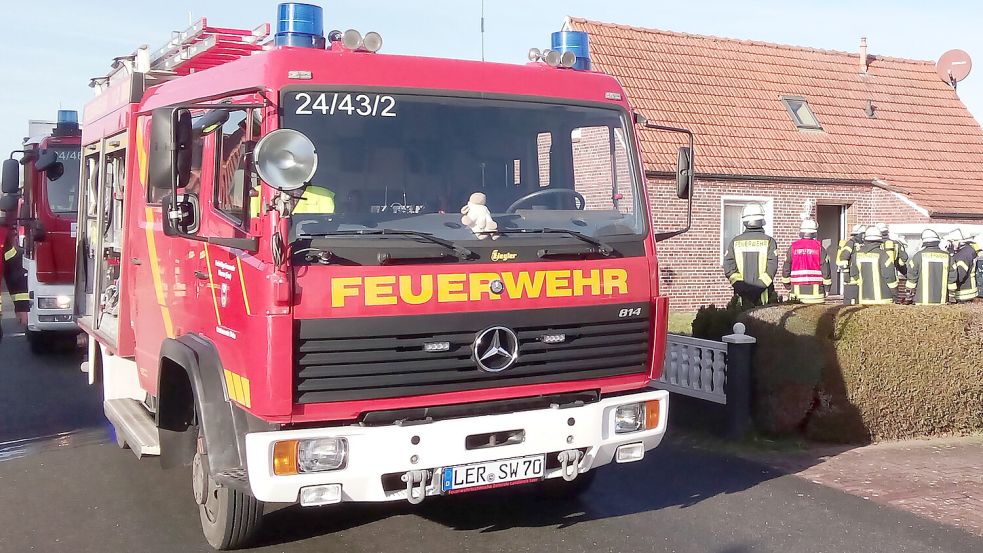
[490,250,518,262]
[330,269,629,308]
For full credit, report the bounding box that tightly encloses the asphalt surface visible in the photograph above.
[1,311,981,553]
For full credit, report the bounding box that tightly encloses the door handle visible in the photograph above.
[130,257,142,265]
[194,270,209,280]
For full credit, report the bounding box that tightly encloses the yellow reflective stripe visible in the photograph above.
[956,261,970,271]
[4,247,16,261]
[144,208,175,338]
[729,273,743,284]
[905,281,916,289]
[760,274,773,287]
[223,369,251,408]
[202,245,222,325]
[781,277,792,284]
[822,279,832,286]
[236,256,252,316]
[11,292,29,301]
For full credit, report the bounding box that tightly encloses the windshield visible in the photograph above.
[281,92,643,242]
[46,146,81,214]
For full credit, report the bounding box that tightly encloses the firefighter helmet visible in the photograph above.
[876,222,889,237]
[852,224,866,237]
[800,219,818,236]
[741,203,766,228]
[921,229,941,245]
[943,229,964,245]
[864,226,883,242]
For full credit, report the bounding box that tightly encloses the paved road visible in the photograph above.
[1,314,981,553]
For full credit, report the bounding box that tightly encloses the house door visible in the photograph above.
[816,205,845,295]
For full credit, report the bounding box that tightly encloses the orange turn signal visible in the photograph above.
[273,440,299,475]
[645,400,661,430]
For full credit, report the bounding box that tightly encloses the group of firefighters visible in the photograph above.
[724,204,983,307]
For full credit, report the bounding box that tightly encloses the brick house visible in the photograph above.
[566,18,983,311]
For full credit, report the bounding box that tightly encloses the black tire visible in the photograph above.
[537,471,596,499]
[26,330,49,354]
[194,430,264,550]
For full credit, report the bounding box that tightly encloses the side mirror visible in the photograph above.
[148,107,193,191]
[35,150,58,172]
[0,194,18,212]
[1,158,20,194]
[676,146,692,200]
[161,193,200,236]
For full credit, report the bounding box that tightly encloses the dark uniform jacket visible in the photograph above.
[952,242,983,302]
[1,226,30,315]
[905,245,956,305]
[836,236,861,273]
[850,242,898,305]
[883,239,908,277]
[723,228,778,305]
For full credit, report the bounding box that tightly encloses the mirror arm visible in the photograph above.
[642,121,695,242]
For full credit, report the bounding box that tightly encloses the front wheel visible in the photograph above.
[193,433,264,550]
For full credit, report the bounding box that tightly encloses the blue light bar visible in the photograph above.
[57,110,78,125]
[275,3,325,48]
[551,31,591,70]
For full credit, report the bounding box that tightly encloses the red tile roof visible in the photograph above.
[568,18,983,217]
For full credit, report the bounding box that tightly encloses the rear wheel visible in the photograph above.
[192,430,264,550]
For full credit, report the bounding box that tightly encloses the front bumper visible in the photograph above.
[245,388,668,504]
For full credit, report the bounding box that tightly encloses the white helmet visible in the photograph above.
[800,219,818,236]
[864,226,883,242]
[741,203,766,228]
[921,229,941,245]
[875,222,889,237]
[852,224,866,236]
[944,229,964,245]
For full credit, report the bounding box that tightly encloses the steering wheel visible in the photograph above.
[505,189,586,214]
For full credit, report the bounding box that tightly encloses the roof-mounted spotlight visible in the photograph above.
[542,49,561,67]
[560,50,577,68]
[528,47,542,62]
[327,29,343,43]
[341,29,363,50]
[362,31,383,53]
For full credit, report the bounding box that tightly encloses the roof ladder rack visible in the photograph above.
[149,18,271,76]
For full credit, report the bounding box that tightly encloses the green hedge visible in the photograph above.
[739,303,983,443]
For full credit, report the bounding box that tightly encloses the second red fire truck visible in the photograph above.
[1,111,82,351]
[76,3,693,549]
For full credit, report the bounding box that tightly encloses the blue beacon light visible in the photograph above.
[274,3,325,48]
[54,109,80,137]
[551,31,591,70]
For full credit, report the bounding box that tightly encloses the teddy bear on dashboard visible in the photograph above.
[461,192,499,239]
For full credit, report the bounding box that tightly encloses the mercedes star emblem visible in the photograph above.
[489,279,505,295]
[473,326,519,373]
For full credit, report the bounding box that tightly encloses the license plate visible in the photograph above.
[440,454,545,494]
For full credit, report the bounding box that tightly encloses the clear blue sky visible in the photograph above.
[4,0,982,150]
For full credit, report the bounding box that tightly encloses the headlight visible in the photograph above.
[614,400,661,434]
[298,438,348,472]
[273,437,348,475]
[38,295,72,310]
[614,403,646,434]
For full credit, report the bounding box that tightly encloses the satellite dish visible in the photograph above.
[936,49,972,87]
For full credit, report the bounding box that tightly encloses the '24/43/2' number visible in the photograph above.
[294,92,397,117]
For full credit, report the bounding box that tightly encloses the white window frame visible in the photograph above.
[720,196,775,262]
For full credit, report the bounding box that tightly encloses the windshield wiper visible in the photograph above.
[484,228,616,257]
[298,229,474,260]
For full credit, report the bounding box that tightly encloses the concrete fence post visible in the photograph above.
[722,322,756,440]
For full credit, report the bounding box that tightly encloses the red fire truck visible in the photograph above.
[77,4,693,549]
[1,111,82,351]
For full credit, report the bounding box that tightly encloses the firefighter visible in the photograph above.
[949,230,983,303]
[837,224,865,305]
[1,223,30,343]
[876,222,908,277]
[723,203,778,307]
[782,219,832,304]
[851,226,898,305]
[976,235,983,299]
[904,229,955,305]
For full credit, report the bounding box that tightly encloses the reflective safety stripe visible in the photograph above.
[11,292,29,301]
[729,273,743,284]
[3,247,16,261]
